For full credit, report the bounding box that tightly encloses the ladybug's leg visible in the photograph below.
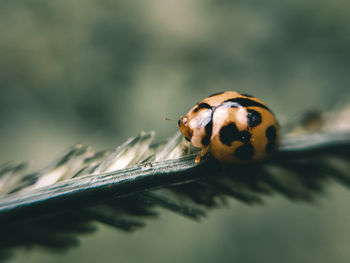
[195,146,209,164]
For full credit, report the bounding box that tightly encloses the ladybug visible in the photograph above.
[178,91,279,163]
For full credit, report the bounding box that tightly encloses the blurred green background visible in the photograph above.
[1,0,350,262]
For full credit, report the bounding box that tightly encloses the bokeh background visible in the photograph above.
[1,0,350,262]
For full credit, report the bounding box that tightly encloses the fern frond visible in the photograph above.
[0,105,350,261]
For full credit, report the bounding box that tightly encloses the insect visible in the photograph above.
[178,91,279,163]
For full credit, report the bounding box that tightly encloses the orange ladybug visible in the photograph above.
[178,91,279,163]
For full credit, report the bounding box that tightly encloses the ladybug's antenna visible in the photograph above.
[164,117,174,121]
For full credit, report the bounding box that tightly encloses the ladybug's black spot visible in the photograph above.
[234,144,254,160]
[239,131,252,144]
[193,103,212,112]
[185,137,191,142]
[223,97,272,113]
[238,92,255,98]
[208,91,225,97]
[219,123,251,146]
[265,125,277,153]
[247,109,262,128]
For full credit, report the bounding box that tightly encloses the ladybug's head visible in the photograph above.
[178,116,192,142]
[178,106,213,148]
